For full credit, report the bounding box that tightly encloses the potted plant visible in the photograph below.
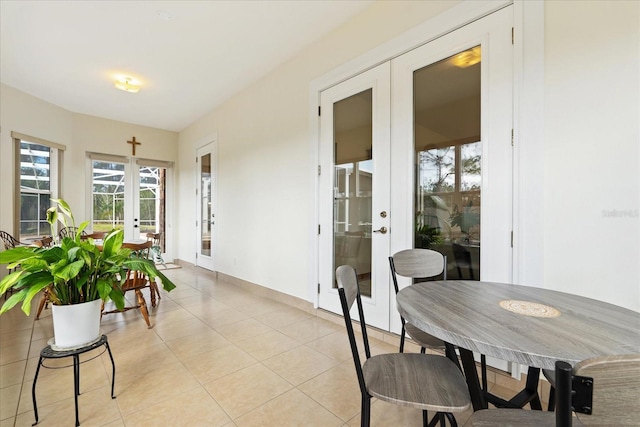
[0,199,176,348]
[449,200,480,243]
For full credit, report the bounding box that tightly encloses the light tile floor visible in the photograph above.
[0,266,549,426]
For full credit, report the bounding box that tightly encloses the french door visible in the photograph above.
[195,143,216,271]
[89,155,171,256]
[318,6,513,332]
[318,63,391,330]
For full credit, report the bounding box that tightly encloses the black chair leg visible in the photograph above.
[446,412,458,427]
[481,354,488,391]
[399,325,406,353]
[548,385,556,411]
[361,395,370,427]
[422,410,428,427]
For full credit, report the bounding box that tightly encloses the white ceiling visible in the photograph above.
[0,0,373,132]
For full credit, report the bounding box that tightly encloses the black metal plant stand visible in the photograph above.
[32,334,116,426]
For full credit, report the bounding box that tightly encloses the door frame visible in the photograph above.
[308,0,544,305]
[195,140,218,271]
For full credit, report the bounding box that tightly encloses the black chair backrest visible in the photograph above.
[389,248,446,295]
[336,265,371,396]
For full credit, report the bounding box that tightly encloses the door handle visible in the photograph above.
[373,226,388,234]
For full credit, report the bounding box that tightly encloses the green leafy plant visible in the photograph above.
[449,200,480,239]
[415,211,443,249]
[0,199,176,315]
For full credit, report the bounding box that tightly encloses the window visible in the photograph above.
[13,133,64,241]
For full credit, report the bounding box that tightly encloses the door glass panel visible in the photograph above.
[139,166,166,246]
[92,160,125,233]
[414,46,481,280]
[333,89,372,296]
[200,154,212,257]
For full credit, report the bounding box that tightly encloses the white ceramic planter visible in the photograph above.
[51,299,102,350]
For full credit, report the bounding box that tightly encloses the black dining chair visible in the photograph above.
[452,243,474,280]
[389,249,447,354]
[465,353,640,426]
[389,248,489,393]
[336,264,471,427]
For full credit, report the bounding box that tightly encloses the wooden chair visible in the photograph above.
[389,249,447,354]
[58,226,86,240]
[33,236,53,248]
[336,264,471,427]
[465,354,640,426]
[101,241,154,328]
[146,232,166,268]
[0,230,24,250]
[81,231,107,240]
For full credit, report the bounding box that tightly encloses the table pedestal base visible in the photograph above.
[447,344,542,411]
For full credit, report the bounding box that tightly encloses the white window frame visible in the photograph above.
[12,132,65,240]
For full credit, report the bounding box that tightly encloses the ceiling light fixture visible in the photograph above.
[114,76,141,93]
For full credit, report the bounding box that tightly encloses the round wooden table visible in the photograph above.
[396,280,640,410]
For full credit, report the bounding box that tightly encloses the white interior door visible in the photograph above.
[318,63,391,330]
[196,143,216,271]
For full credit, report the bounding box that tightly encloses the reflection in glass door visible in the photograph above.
[414,47,482,280]
[200,154,212,257]
[196,143,216,271]
[333,90,373,296]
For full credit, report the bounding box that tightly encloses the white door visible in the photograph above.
[390,6,513,369]
[196,143,216,271]
[318,63,391,330]
[389,4,513,294]
[318,6,513,335]
[89,156,172,249]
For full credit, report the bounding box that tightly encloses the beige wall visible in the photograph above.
[178,1,459,301]
[543,0,639,308]
[0,84,178,243]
